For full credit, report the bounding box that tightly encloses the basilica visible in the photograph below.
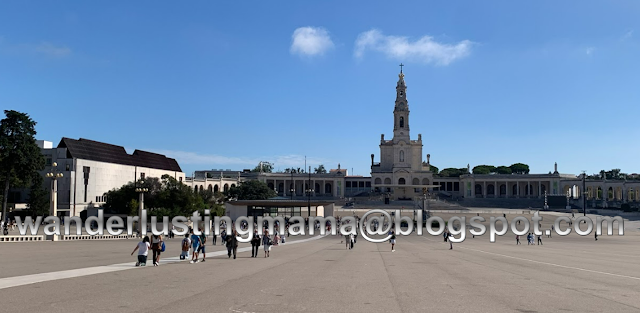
[189,68,640,208]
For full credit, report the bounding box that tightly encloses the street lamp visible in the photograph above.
[46,162,63,241]
[290,170,294,200]
[307,165,312,217]
[581,172,588,216]
[136,186,148,236]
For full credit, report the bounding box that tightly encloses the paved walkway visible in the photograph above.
[1,226,639,312]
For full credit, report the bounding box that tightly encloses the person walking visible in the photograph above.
[150,234,163,266]
[198,231,207,262]
[263,230,271,258]
[390,230,396,252]
[527,233,532,245]
[595,232,598,241]
[537,234,543,245]
[131,236,150,266]
[449,232,453,250]
[180,234,191,260]
[190,229,201,263]
[516,234,521,245]
[212,233,217,245]
[251,229,261,257]
[345,234,350,249]
[226,228,238,259]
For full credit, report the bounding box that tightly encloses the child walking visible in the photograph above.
[131,236,150,266]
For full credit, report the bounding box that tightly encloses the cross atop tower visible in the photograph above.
[399,63,404,73]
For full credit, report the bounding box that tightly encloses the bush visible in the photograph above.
[621,203,635,212]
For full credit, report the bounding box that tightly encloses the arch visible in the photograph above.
[512,184,518,196]
[208,184,213,192]
[587,186,593,199]
[540,184,546,196]
[399,150,405,162]
[628,188,634,202]
[324,183,332,194]
[315,183,320,193]
[475,184,483,196]
[412,178,420,185]
[231,184,236,189]
[375,178,382,185]
[194,186,198,194]
[267,182,274,190]
[384,178,392,185]
[223,184,229,193]
[608,187,614,200]
[563,185,571,196]
[615,186,622,200]
[214,185,219,193]
[199,185,204,192]
[398,178,406,185]
[278,183,283,193]
[422,178,429,185]
[487,184,495,195]
[399,116,404,128]
[597,187,602,200]
[500,184,507,195]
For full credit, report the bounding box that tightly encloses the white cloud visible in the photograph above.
[151,149,330,170]
[290,26,334,56]
[586,47,595,55]
[354,29,472,66]
[621,30,634,41]
[35,42,71,57]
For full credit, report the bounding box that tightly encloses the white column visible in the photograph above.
[50,179,58,241]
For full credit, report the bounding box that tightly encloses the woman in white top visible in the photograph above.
[131,236,150,266]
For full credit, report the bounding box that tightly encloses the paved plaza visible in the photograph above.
[1,211,639,313]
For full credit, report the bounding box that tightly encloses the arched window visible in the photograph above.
[398,178,406,185]
[375,178,382,185]
[399,116,404,128]
[399,150,405,162]
[214,185,219,193]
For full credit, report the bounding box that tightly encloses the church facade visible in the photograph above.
[370,67,435,200]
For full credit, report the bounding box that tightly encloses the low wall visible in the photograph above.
[61,234,138,241]
[0,235,45,242]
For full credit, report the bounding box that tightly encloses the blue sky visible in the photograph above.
[1,1,639,177]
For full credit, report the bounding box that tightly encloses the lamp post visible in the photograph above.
[290,170,294,200]
[566,190,571,210]
[582,172,587,216]
[46,162,63,241]
[307,166,312,217]
[136,186,148,236]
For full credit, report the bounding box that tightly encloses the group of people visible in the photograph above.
[515,233,543,245]
[131,227,283,266]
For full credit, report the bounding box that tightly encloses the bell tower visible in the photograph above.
[393,64,410,141]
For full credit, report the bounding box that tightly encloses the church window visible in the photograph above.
[399,117,404,128]
[399,150,404,162]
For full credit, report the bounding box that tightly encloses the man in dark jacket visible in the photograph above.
[226,228,238,259]
[251,229,261,257]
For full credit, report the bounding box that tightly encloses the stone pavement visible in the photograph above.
[0,213,639,312]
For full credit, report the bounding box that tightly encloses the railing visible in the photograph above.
[0,235,45,242]
[61,234,138,241]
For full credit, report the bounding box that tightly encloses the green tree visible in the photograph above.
[429,164,439,174]
[314,164,327,174]
[472,165,496,174]
[509,163,530,174]
[251,162,273,173]
[232,180,277,200]
[495,166,512,174]
[27,174,49,217]
[439,168,468,177]
[1,110,45,224]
